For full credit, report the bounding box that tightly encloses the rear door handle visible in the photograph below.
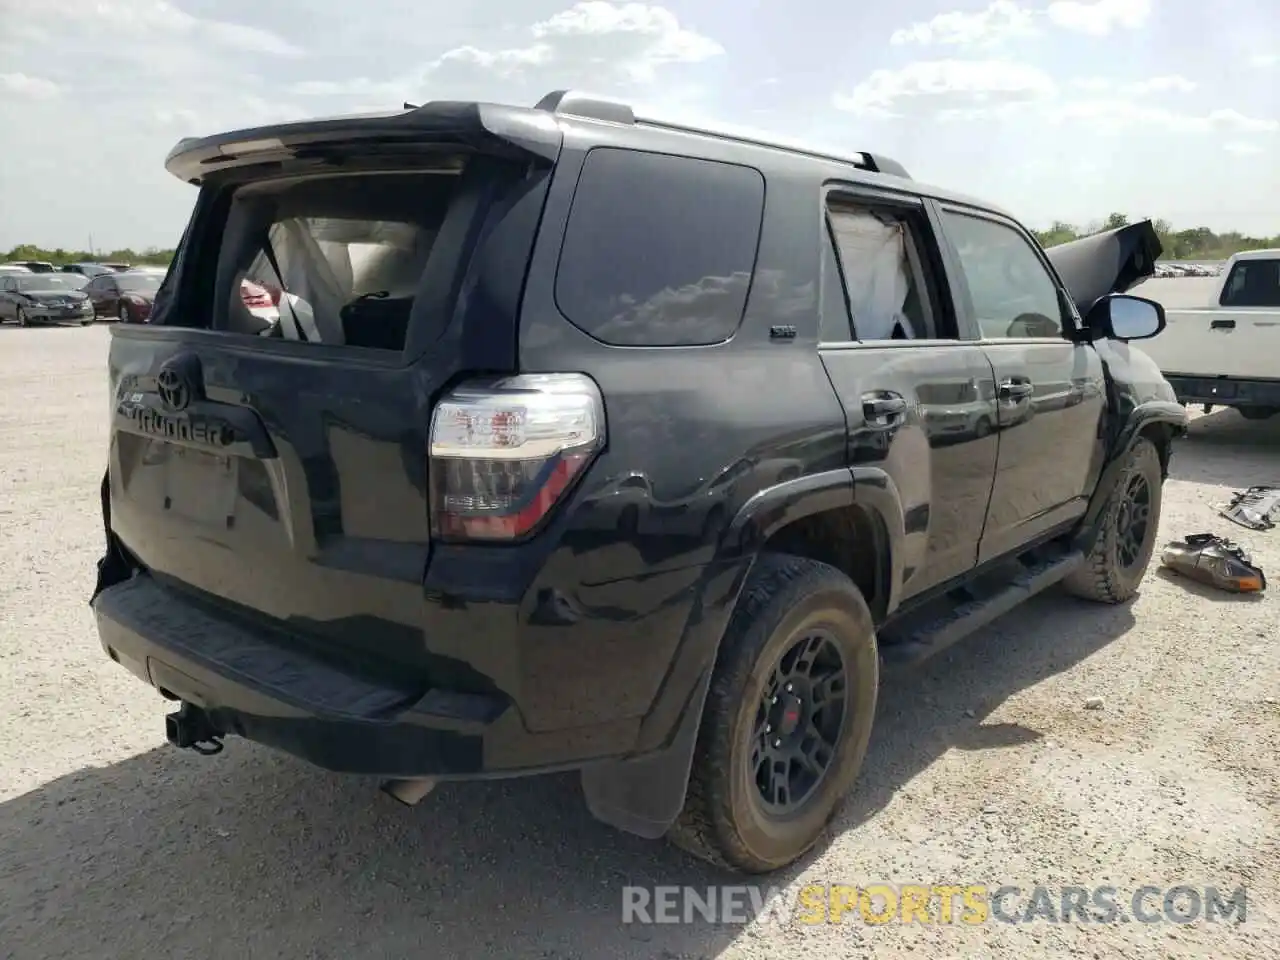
[1210,319,1236,330]
[861,393,907,425]
[998,379,1035,399]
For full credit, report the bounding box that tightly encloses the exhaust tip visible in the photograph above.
[380,778,438,806]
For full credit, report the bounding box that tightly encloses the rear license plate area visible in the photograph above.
[163,446,239,527]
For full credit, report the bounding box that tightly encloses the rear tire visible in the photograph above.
[1063,437,1163,603]
[1238,406,1278,421]
[668,553,879,873]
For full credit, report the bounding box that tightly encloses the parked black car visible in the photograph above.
[90,90,1186,874]
[0,273,94,325]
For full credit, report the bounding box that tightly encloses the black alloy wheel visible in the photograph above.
[750,629,848,816]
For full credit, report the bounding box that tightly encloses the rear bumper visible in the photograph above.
[1165,374,1280,408]
[93,574,635,778]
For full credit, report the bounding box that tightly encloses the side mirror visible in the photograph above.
[1086,293,1166,342]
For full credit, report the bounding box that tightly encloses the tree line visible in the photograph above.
[3,244,174,268]
[6,213,1279,266]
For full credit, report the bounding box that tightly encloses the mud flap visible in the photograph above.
[579,667,713,840]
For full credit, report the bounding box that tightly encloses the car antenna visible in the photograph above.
[403,101,419,110]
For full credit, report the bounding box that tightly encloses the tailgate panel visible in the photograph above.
[107,333,439,669]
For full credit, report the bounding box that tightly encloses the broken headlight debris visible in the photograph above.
[1220,486,1280,532]
[1160,533,1266,594]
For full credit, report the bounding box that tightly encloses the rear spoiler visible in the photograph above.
[164,101,564,184]
[1044,220,1163,316]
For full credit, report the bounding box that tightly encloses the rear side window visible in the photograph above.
[1219,259,1280,307]
[555,148,764,346]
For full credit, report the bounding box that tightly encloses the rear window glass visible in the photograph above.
[555,148,764,347]
[1219,259,1280,308]
[213,166,466,351]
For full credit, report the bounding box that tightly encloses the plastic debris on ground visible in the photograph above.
[1220,485,1280,532]
[1160,533,1267,594]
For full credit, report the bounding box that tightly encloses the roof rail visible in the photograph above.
[532,89,910,180]
[534,89,635,125]
[638,113,913,181]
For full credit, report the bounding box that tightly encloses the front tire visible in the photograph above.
[16,307,28,327]
[1063,437,1163,603]
[118,303,131,323]
[668,553,879,873]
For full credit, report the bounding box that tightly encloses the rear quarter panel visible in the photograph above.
[502,123,850,737]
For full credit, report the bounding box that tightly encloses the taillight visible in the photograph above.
[429,373,605,542]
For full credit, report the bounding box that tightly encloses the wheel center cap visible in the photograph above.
[778,694,804,737]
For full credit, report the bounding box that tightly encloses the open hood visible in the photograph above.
[1045,219,1163,316]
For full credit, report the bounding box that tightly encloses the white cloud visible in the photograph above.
[1072,75,1198,95]
[0,73,60,100]
[1124,75,1197,94]
[890,1,1037,47]
[890,0,1151,47]
[1046,0,1151,35]
[4,0,302,60]
[289,3,723,103]
[424,2,724,86]
[1051,101,1279,134]
[837,59,1274,136]
[1225,142,1264,155]
[833,59,1056,118]
[1251,53,1279,68]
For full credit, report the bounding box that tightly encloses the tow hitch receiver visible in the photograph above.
[165,702,225,755]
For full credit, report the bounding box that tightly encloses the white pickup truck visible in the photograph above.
[1135,248,1280,420]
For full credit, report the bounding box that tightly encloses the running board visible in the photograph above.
[877,547,1084,674]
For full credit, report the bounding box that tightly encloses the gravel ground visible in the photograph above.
[1,324,1277,959]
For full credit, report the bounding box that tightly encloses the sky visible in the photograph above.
[0,0,1277,252]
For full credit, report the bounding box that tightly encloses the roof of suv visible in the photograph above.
[163,88,1010,219]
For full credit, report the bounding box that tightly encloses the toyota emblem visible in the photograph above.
[156,356,199,412]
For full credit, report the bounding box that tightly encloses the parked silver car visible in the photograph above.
[0,274,95,326]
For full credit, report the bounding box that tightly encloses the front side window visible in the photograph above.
[826,204,942,341]
[943,212,1067,339]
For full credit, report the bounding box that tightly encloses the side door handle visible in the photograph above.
[1210,318,1236,330]
[861,392,907,426]
[998,378,1035,399]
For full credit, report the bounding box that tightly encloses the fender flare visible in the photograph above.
[580,467,906,839]
[1077,399,1186,550]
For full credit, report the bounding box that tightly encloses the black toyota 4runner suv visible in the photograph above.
[92,89,1187,874]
